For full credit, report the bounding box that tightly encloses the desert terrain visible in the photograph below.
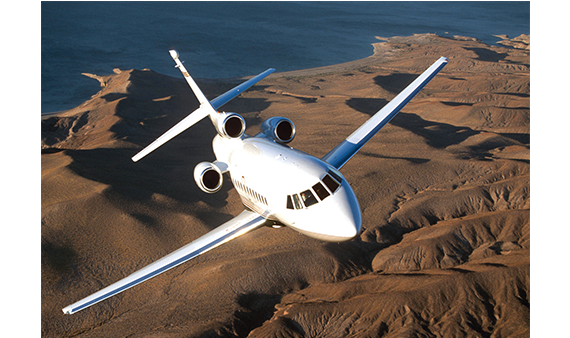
[42,34,529,337]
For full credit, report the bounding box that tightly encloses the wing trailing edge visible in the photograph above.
[322,56,448,169]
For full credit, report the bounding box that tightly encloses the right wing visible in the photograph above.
[62,210,267,315]
[322,56,448,169]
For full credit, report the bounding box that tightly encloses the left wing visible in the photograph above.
[62,210,267,314]
[322,56,448,169]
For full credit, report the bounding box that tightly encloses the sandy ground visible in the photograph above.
[42,34,529,337]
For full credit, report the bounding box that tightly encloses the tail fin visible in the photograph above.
[131,50,274,162]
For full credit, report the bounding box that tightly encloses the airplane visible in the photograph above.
[62,50,448,315]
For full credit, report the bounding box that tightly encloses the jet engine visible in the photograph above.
[194,162,223,193]
[260,117,296,144]
[211,112,246,139]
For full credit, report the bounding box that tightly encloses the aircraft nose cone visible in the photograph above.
[322,192,361,242]
[341,205,362,240]
[312,182,362,242]
[337,185,362,240]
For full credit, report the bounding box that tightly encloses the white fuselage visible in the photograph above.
[212,134,362,242]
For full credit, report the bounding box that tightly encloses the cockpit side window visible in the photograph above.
[328,169,343,184]
[322,174,340,193]
[286,195,294,209]
[312,182,330,201]
[300,189,318,207]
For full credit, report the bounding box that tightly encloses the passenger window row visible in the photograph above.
[286,170,343,210]
[233,178,268,205]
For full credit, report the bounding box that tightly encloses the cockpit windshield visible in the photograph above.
[286,170,342,210]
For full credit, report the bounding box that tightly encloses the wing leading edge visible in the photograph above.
[62,210,267,315]
[322,56,448,169]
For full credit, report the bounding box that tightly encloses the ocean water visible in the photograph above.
[41,1,530,114]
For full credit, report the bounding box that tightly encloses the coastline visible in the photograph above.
[266,33,529,78]
[41,33,529,118]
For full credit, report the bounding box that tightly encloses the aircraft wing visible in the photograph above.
[322,56,448,169]
[62,210,267,314]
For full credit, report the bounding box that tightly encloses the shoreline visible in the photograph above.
[41,33,529,117]
[270,33,529,78]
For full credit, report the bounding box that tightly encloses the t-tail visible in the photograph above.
[131,50,275,162]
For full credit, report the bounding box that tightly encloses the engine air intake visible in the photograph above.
[260,117,296,144]
[194,162,223,193]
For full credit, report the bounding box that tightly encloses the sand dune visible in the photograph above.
[42,34,529,337]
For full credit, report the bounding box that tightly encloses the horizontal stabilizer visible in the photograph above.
[131,105,211,162]
[210,68,275,111]
[132,50,274,162]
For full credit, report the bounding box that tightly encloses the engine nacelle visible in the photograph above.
[194,162,223,193]
[211,112,246,139]
[260,117,296,144]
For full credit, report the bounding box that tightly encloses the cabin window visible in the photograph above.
[312,182,330,201]
[322,174,340,193]
[300,189,318,207]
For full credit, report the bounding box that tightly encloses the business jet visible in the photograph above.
[62,50,447,314]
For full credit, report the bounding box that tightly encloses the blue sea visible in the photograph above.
[41,1,530,114]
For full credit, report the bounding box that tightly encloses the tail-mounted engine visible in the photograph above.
[260,117,296,144]
[194,162,224,193]
[211,112,246,139]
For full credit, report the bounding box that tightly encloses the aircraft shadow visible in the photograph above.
[390,112,479,149]
[346,97,478,149]
[345,97,529,162]
[373,73,418,94]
